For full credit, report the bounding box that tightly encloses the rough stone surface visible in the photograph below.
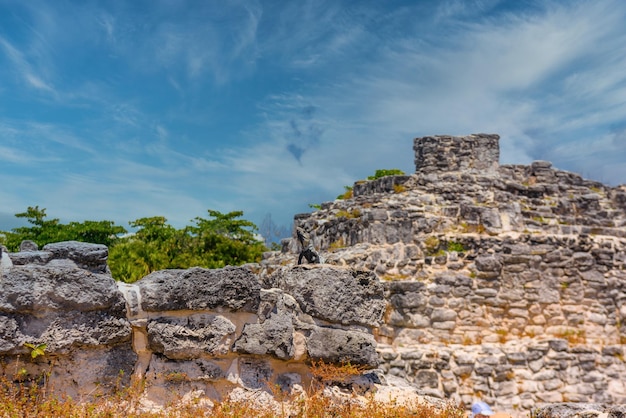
[43,241,109,273]
[265,266,386,327]
[0,263,126,314]
[306,326,379,367]
[0,242,134,394]
[532,403,626,418]
[0,245,12,273]
[20,240,39,252]
[263,133,626,417]
[233,314,294,359]
[138,266,261,313]
[147,314,237,359]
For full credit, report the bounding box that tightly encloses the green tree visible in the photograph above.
[109,210,265,283]
[1,206,126,251]
[1,207,265,283]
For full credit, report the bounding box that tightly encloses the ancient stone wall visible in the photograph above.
[1,242,386,407]
[3,133,625,417]
[414,133,500,175]
[269,133,626,416]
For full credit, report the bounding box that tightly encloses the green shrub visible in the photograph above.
[367,169,405,180]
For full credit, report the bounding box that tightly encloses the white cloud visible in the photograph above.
[2,0,625,234]
[0,36,56,94]
[221,0,626,226]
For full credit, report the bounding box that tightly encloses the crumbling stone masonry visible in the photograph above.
[267,133,626,417]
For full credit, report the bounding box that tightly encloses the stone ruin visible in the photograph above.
[1,241,408,412]
[1,133,625,417]
[266,133,626,417]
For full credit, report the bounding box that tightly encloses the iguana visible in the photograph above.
[296,227,323,265]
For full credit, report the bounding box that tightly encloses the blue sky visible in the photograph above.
[1,0,625,237]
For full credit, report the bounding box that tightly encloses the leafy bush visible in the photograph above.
[1,207,266,283]
[336,186,353,200]
[446,241,465,253]
[367,169,405,180]
[110,210,266,283]
[1,206,126,251]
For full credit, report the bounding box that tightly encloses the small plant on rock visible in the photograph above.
[24,342,47,360]
[423,236,440,256]
[393,183,407,193]
[367,169,405,180]
[337,186,353,200]
[446,241,465,253]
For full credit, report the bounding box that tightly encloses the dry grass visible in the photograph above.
[0,361,465,418]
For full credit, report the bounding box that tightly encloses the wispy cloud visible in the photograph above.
[1,0,625,235]
[297,1,626,173]
[0,36,55,93]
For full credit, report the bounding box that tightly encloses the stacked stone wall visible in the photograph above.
[414,133,500,174]
[270,133,626,416]
[378,341,625,412]
[1,242,386,408]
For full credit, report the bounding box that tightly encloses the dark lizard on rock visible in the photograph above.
[296,227,322,265]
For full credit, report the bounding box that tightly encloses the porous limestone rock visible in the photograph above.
[306,326,379,367]
[0,241,134,396]
[19,240,38,252]
[263,133,626,417]
[147,314,237,359]
[532,403,626,418]
[265,266,386,328]
[138,266,260,312]
[233,315,295,359]
[43,241,109,273]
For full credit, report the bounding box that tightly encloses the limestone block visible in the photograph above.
[413,369,439,388]
[147,355,226,382]
[493,380,517,396]
[147,314,236,360]
[542,378,563,391]
[19,240,38,252]
[454,351,477,365]
[306,326,379,367]
[432,321,455,330]
[233,314,294,360]
[43,241,109,273]
[535,391,563,403]
[0,263,126,314]
[39,311,131,351]
[267,266,385,327]
[431,308,457,322]
[405,313,431,328]
[8,250,52,266]
[572,252,595,271]
[238,357,273,389]
[138,266,260,313]
[533,369,557,381]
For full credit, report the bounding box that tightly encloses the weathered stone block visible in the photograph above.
[306,326,379,367]
[43,241,109,273]
[233,315,294,360]
[138,266,260,313]
[147,314,236,360]
[267,267,385,327]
